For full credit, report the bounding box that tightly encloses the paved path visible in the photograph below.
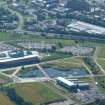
[82,62,96,85]
[36,64,50,79]
[0,72,12,78]
[82,62,93,77]
[12,67,21,76]
[93,46,105,75]
[15,77,51,83]
[94,59,105,75]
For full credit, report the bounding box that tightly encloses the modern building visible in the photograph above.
[0,50,41,69]
[56,77,90,92]
[56,77,77,92]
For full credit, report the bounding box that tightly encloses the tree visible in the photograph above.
[58,42,63,48]
[51,45,56,52]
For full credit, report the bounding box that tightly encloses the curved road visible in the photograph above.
[5,6,24,31]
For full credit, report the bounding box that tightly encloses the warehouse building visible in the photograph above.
[56,77,77,92]
[56,77,90,92]
[0,50,41,69]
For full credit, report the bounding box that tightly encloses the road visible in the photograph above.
[5,6,24,31]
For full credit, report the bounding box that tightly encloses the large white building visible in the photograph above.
[56,77,89,92]
[56,77,77,92]
[67,20,105,35]
[0,50,41,69]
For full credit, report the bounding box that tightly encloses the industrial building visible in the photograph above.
[67,20,105,35]
[0,50,41,69]
[56,77,77,92]
[56,77,90,92]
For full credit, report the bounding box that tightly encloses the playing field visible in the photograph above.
[13,83,64,105]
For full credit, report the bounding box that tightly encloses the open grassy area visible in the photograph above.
[47,57,84,70]
[0,32,63,43]
[42,52,72,62]
[5,32,75,46]
[3,70,16,75]
[13,82,64,105]
[0,92,15,105]
[97,59,105,70]
[97,46,105,58]
[0,32,13,41]
[0,73,13,83]
[0,31,105,46]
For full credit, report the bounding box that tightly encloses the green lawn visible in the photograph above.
[0,32,13,41]
[3,70,15,75]
[46,57,84,70]
[97,46,105,58]
[97,59,105,70]
[0,92,15,105]
[13,83,64,105]
[7,33,75,46]
[0,73,13,83]
[42,52,72,62]
[0,32,23,41]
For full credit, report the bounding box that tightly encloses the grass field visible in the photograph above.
[42,52,72,62]
[97,59,105,70]
[0,92,15,105]
[2,32,75,46]
[13,83,64,105]
[0,73,13,83]
[97,46,105,58]
[47,57,84,69]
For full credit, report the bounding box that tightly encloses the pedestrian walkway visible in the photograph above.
[36,64,50,79]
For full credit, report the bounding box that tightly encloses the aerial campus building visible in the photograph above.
[56,77,89,92]
[0,50,41,69]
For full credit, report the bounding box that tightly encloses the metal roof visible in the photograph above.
[57,77,75,86]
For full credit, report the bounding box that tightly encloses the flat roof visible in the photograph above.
[67,20,105,34]
[0,51,40,62]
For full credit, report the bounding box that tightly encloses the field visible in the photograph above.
[42,52,72,62]
[47,57,84,69]
[0,92,15,105]
[0,32,75,45]
[97,46,105,58]
[97,59,105,70]
[0,73,13,83]
[0,31,103,46]
[13,82,64,105]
